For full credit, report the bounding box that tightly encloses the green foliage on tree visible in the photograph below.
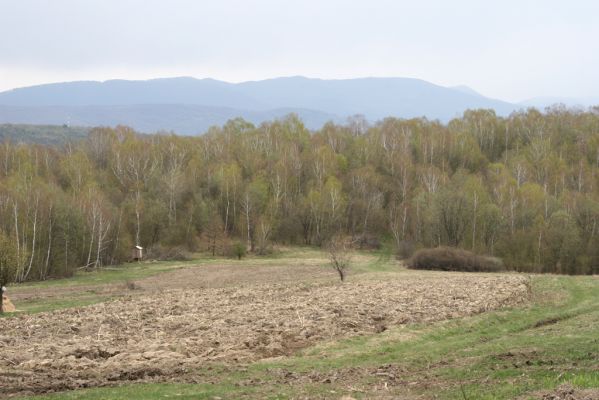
[232,242,246,260]
[1,107,599,281]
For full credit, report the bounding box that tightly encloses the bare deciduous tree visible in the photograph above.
[327,235,352,282]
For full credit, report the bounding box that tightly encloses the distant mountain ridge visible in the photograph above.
[0,76,523,134]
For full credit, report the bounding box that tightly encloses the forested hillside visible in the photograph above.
[0,123,90,145]
[1,106,599,282]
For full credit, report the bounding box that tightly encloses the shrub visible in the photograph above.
[231,242,246,260]
[145,245,191,261]
[407,247,504,273]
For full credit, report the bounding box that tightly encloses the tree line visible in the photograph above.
[1,106,599,282]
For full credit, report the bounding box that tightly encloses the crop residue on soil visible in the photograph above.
[0,274,529,396]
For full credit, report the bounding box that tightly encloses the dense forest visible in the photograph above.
[1,106,599,282]
[0,123,90,146]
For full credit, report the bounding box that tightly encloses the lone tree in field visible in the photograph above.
[0,231,18,313]
[232,241,246,260]
[327,235,352,282]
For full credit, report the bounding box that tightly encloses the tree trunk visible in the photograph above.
[64,220,69,275]
[24,196,39,281]
[244,192,251,251]
[472,192,478,251]
[43,210,52,280]
[135,194,142,246]
[86,209,96,268]
[111,207,123,265]
[224,185,230,233]
[95,218,110,269]
[13,202,20,281]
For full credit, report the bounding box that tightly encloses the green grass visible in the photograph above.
[353,245,395,273]
[22,383,258,400]
[4,248,323,316]
[3,257,218,316]
[13,259,206,290]
[14,252,599,399]
[8,294,114,315]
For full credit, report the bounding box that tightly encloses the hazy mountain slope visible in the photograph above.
[0,76,522,133]
[0,104,337,134]
[237,77,517,120]
[450,85,484,97]
[0,77,262,109]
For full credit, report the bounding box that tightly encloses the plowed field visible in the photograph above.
[0,253,530,397]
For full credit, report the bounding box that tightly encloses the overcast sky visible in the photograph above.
[1,0,598,102]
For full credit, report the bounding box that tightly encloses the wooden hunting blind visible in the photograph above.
[132,245,143,261]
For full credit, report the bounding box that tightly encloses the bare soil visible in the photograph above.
[0,260,530,397]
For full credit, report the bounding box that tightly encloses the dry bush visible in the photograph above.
[145,245,191,261]
[407,247,504,273]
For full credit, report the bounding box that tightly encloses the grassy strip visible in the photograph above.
[2,294,115,316]
[10,247,324,291]
[11,259,206,289]
[2,259,211,317]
